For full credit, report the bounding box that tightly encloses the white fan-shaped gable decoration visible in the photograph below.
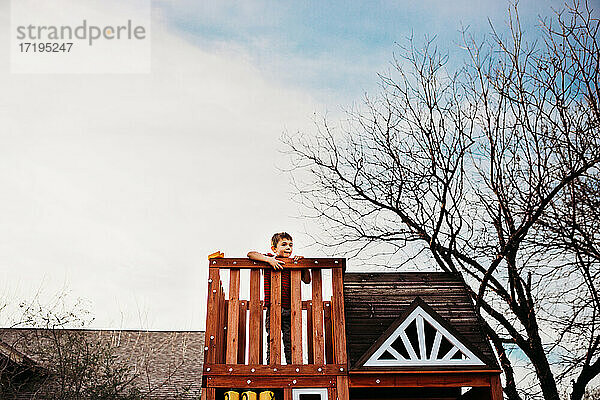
[363,304,485,367]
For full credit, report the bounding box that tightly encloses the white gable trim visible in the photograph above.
[363,305,485,367]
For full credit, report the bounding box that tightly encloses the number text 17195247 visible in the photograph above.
[18,42,73,53]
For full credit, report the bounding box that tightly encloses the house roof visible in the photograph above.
[0,337,37,367]
[343,272,499,370]
[0,328,204,399]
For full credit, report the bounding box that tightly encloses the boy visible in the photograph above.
[247,232,311,364]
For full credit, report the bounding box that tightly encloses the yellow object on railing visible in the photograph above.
[225,391,239,400]
[259,391,274,400]
[208,251,225,260]
[241,391,257,400]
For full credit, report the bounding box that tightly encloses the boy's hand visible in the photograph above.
[267,256,285,270]
[293,255,304,262]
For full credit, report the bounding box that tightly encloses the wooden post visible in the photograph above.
[206,268,220,364]
[324,302,333,364]
[202,387,215,400]
[226,269,240,363]
[248,270,261,364]
[284,388,292,400]
[270,270,282,364]
[336,376,349,400]
[490,375,503,400]
[328,387,336,400]
[312,270,325,364]
[290,269,303,364]
[238,301,247,364]
[331,267,347,365]
[306,302,314,364]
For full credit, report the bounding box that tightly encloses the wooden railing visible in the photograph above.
[204,258,347,369]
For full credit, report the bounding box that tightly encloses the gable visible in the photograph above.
[344,273,498,370]
[353,296,492,369]
[360,300,485,367]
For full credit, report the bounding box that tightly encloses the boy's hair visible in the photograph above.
[271,232,293,248]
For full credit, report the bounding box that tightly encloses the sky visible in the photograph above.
[0,0,572,333]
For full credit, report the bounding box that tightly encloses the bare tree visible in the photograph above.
[0,292,199,399]
[0,295,143,399]
[284,2,600,399]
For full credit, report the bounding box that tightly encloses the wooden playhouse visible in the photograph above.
[201,258,503,400]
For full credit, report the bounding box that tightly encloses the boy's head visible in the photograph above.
[271,232,293,257]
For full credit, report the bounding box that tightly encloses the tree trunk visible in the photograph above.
[528,330,560,400]
[571,360,600,400]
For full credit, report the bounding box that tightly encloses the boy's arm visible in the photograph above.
[247,251,284,270]
[293,255,311,284]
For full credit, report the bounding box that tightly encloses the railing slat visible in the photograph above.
[311,269,325,364]
[269,270,282,365]
[248,270,262,364]
[306,302,313,364]
[290,270,303,364]
[259,300,264,365]
[226,269,240,363]
[332,267,347,364]
[216,286,221,363]
[221,291,227,363]
[215,285,220,363]
[217,289,225,364]
[238,300,247,364]
[324,302,333,364]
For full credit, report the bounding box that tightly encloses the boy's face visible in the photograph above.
[272,238,293,258]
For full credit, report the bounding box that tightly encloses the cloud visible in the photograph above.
[0,2,322,330]
[152,0,568,109]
